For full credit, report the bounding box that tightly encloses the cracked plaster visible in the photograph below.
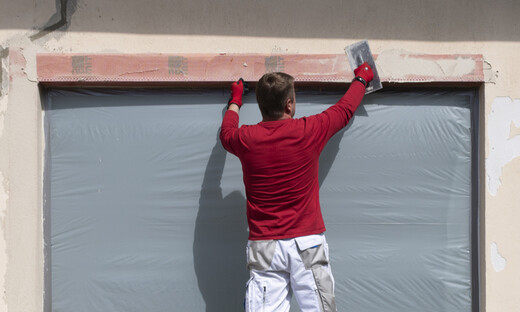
[486,97,520,196]
[491,242,507,272]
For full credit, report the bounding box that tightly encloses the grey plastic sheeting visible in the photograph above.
[44,88,476,312]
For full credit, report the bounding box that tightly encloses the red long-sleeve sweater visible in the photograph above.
[220,81,366,240]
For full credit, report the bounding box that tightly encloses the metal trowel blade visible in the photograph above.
[345,40,382,94]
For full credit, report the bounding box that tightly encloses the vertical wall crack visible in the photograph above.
[0,47,9,139]
[0,48,8,98]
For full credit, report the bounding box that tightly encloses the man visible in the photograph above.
[220,63,373,312]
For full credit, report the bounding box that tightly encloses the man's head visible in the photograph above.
[256,72,295,120]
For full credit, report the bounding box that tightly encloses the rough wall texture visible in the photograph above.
[1,0,519,311]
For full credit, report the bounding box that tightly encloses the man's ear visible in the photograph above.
[284,97,294,115]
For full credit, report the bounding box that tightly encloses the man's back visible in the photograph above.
[223,116,329,240]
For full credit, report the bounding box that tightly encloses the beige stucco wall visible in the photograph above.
[1,0,519,311]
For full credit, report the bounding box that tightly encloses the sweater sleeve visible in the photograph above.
[311,81,366,151]
[219,109,240,155]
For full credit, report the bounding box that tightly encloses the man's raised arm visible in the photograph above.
[220,78,245,154]
[319,62,374,139]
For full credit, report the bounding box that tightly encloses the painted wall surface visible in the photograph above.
[1,0,519,311]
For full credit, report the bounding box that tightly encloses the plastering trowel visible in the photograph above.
[345,40,382,94]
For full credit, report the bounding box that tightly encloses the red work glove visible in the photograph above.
[228,78,245,108]
[353,62,374,86]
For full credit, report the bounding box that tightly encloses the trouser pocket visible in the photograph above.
[247,240,276,271]
[245,276,268,312]
[312,265,336,312]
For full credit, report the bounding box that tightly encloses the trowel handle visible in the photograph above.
[242,80,250,95]
[356,55,364,66]
[354,62,374,84]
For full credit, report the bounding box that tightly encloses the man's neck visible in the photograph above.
[262,114,292,122]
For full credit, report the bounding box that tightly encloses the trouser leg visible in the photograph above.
[290,235,337,312]
[245,240,291,312]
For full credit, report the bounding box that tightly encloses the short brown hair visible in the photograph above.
[256,72,295,119]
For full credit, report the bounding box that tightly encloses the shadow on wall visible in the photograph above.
[193,108,353,310]
[5,0,519,41]
[193,130,249,312]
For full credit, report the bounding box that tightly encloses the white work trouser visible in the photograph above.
[245,234,336,312]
